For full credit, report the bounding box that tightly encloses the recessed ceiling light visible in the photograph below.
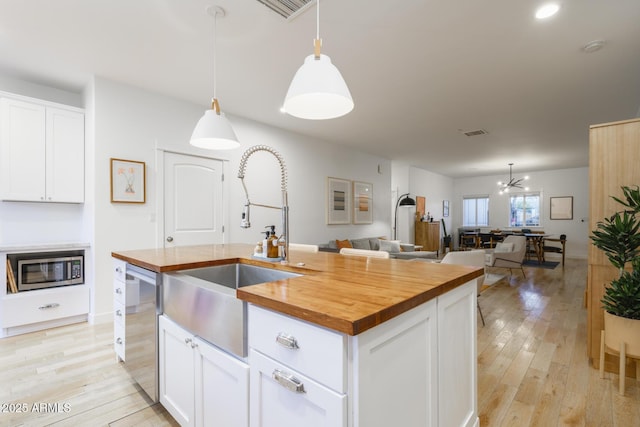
[582,39,606,53]
[535,3,560,19]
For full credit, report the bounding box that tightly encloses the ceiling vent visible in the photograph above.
[461,129,489,137]
[256,0,316,20]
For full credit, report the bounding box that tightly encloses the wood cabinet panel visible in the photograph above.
[588,117,640,375]
[415,221,440,253]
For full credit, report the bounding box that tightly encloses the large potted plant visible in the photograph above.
[590,185,640,394]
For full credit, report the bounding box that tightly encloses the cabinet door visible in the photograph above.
[159,315,195,427]
[353,298,438,427]
[250,349,346,427]
[46,107,84,202]
[195,336,249,427]
[0,98,46,201]
[437,280,477,427]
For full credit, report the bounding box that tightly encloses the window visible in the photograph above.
[463,196,489,226]
[509,193,541,227]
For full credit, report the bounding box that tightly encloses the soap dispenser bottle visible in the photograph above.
[266,225,279,258]
[261,230,271,258]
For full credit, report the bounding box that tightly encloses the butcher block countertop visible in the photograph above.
[112,243,483,336]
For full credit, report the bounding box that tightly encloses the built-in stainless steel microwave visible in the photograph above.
[8,251,84,292]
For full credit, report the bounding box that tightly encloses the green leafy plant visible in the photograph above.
[590,210,640,270]
[601,258,640,319]
[590,185,640,319]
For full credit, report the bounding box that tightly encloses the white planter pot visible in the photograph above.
[600,311,640,395]
[603,311,640,358]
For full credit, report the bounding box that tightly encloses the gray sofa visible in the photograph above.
[319,237,437,260]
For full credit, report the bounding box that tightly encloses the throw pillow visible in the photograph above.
[378,239,401,254]
[351,238,372,250]
[494,242,514,253]
[336,239,353,249]
[369,238,381,250]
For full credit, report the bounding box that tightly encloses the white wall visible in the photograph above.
[1,73,591,325]
[409,167,455,246]
[453,167,589,259]
[88,77,392,319]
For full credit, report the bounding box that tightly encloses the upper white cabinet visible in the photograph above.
[0,96,84,203]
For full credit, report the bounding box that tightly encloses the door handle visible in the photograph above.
[166,236,174,242]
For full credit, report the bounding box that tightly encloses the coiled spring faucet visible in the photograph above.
[237,145,289,263]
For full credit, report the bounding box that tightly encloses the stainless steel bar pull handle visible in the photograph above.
[272,369,306,393]
[275,332,299,349]
[38,303,60,310]
[115,309,122,317]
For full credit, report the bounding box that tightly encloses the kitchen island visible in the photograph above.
[112,243,482,427]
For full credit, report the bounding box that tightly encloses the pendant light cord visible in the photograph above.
[212,9,218,106]
[316,0,320,40]
[313,0,322,58]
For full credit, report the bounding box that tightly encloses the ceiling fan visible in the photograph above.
[497,163,529,194]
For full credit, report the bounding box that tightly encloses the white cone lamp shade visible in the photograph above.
[284,53,354,120]
[190,101,239,150]
[189,6,239,150]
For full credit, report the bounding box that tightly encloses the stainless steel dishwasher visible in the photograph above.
[124,263,162,402]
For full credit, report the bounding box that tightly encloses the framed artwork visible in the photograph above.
[326,177,351,224]
[416,196,426,217]
[550,196,573,220]
[353,181,373,224]
[110,158,146,203]
[443,200,450,217]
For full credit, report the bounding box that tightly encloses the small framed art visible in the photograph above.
[550,196,573,220]
[110,158,146,203]
[326,177,351,224]
[443,200,450,217]
[353,181,373,224]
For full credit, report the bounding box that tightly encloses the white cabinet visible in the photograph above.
[437,279,478,427]
[248,279,478,427]
[250,349,347,427]
[159,314,249,427]
[0,96,84,203]
[351,297,439,427]
[0,246,90,338]
[249,305,348,427]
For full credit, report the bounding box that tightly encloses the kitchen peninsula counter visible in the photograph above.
[112,243,483,336]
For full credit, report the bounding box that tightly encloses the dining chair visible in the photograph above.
[542,234,566,265]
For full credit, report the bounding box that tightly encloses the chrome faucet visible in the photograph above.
[237,145,289,264]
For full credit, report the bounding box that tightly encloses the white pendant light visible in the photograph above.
[283,0,354,120]
[190,6,239,150]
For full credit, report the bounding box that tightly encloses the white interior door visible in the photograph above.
[163,152,224,247]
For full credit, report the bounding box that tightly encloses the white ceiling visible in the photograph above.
[1,0,639,178]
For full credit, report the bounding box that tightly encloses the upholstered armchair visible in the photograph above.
[485,235,527,277]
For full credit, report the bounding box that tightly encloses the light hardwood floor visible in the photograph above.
[1,258,638,426]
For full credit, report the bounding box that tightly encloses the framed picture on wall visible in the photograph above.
[416,196,426,217]
[353,181,373,224]
[110,158,146,203]
[443,200,450,217]
[550,196,573,220]
[326,177,351,224]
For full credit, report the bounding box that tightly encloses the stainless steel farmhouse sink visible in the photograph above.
[163,263,301,358]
